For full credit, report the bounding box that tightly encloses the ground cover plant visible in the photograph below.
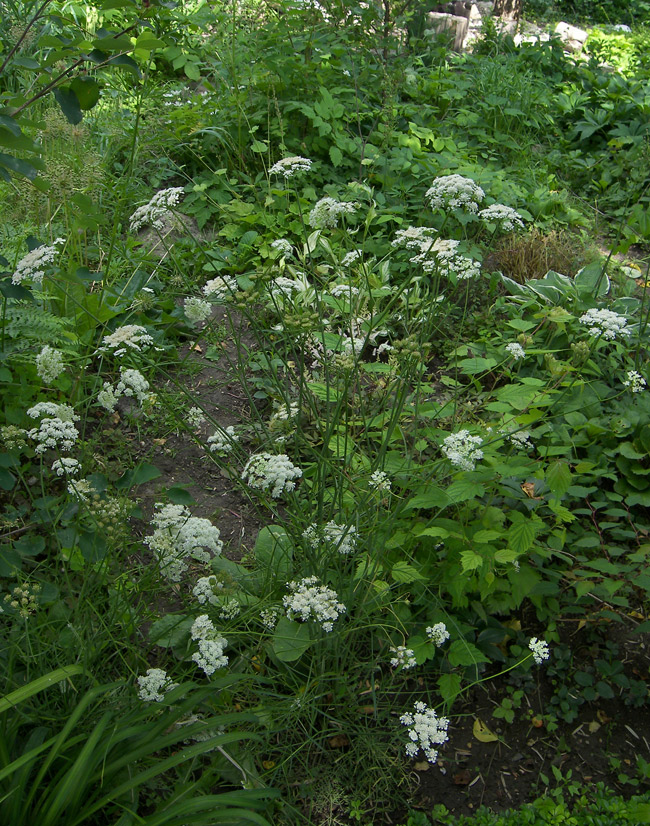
[1,0,650,823]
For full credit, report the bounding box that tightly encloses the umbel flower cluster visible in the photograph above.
[426,622,450,647]
[98,367,151,412]
[36,346,65,384]
[400,702,450,763]
[207,426,239,455]
[203,275,238,300]
[184,297,213,325]
[411,238,480,280]
[12,237,64,285]
[426,174,485,213]
[441,430,484,472]
[303,521,358,556]
[145,503,223,582]
[98,325,154,357]
[129,186,185,233]
[137,667,174,702]
[478,203,525,231]
[283,576,346,632]
[190,614,228,676]
[27,402,79,454]
[269,156,313,178]
[390,645,417,669]
[308,197,357,229]
[242,452,302,498]
[579,308,630,340]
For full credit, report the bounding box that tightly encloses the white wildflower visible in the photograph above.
[270,239,293,257]
[579,308,630,340]
[269,156,313,178]
[207,425,238,455]
[308,197,357,229]
[137,668,174,702]
[392,226,437,250]
[192,575,223,605]
[190,614,228,676]
[528,637,550,665]
[27,403,79,455]
[341,249,363,267]
[508,430,533,450]
[145,504,223,582]
[369,470,391,491]
[260,607,280,630]
[218,599,240,620]
[410,237,480,279]
[390,645,417,669]
[400,702,450,763]
[426,174,485,213]
[129,187,185,233]
[330,282,360,298]
[51,457,80,477]
[97,382,120,412]
[116,368,150,404]
[242,452,302,498]
[441,430,484,472]
[426,622,450,647]
[36,346,65,384]
[12,238,64,285]
[303,521,357,555]
[99,325,153,357]
[188,407,206,429]
[66,478,97,502]
[202,275,238,300]
[623,370,646,393]
[478,204,525,232]
[283,576,346,632]
[1,425,27,450]
[269,276,306,300]
[27,402,77,422]
[184,297,212,325]
[505,342,526,360]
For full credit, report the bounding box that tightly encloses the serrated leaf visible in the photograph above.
[473,718,498,743]
[391,561,425,583]
[437,672,462,703]
[272,617,311,662]
[473,529,501,543]
[507,520,536,553]
[446,480,484,503]
[494,548,520,564]
[447,640,490,668]
[546,461,572,497]
[460,550,483,573]
[329,145,343,167]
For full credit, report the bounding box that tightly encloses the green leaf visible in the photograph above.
[149,614,193,648]
[329,145,343,167]
[574,262,609,297]
[0,666,85,714]
[53,86,83,124]
[308,381,342,403]
[391,561,425,583]
[166,486,196,505]
[272,617,311,662]
[0,279,32,299]
[437,672,462,704]
[0,151,40,180]
[447,640,490,668]
[250,140,268,153]
[546,461,572,497]
[254,526,293,580]
[70,77,100,110]
[460,550,483,572]
[405,487,449,510]
[458,357,497,375]
[13,535,45,557]
[115,462,162,489]
[446,480,485,504]
[507,520,537,554]
[494,548,520,564]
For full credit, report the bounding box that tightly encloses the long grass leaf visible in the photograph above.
[0,666,85,714]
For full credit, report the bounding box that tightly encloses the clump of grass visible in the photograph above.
[491,228,593,282]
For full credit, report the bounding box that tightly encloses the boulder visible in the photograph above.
[554,21,588,52]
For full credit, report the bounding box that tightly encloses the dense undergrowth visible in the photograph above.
[1,0,650,823]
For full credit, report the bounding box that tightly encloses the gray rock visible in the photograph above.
[554,21,588,52]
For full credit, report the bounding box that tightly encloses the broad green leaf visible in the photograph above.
[0,666,85,713]
[574,261,609,297]
[546,461,572,497]
[166,486,196,505]
[391,561,425,583]
[446,479,485,504]
[447,640,490,668]
[53,86,83,124]
[437,672,462,704]
[115,462,162,489]
[71,77,100,110]
[149,614,193,648]
[473,530,501,543]
[272,617,311,662]
[329,145,343,167]
[507,520,537,553]
[458,357,497,375]
[494,548,520,564]
[254,526,293,580]
[460,550,483,572]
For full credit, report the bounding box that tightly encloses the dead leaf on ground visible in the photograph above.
[328,734,350,748]
[414,761,430,772]
[473,718,499,743]
[453,769,472,786]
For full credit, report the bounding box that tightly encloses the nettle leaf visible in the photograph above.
[447,640,490,668]
[460,550,483,573]
[438,672,462,704]
[391,561,425,583]
[272,617,311,662]
[546,461,572,497]
[507,519,537,554]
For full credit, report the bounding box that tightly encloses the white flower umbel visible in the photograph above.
[579,308,630,341]
[97,382,120,412]
[207,426,239,455]
[303,521,358,556]
[137,667,174,702]
[392,226,437,250]
[508,430,533,450]
[400,702,450,763]
[478,204,525,232]
[145,503,223,582]
[308,197,357,229]
[36,346,65,384]
[426,174,485,213]
[271,238,293,257]
[12,238,64,285]
[269,156,313,178]
[188,407,206,429]
[129,187,185,233]
[190,614,228,676]
[27,403,79,455]
[426,622,450,647]
[390,645,417,669]
[269,276,306,301]
[341,249,363,267]
[260,607,280,630]
[116,368,150,404]
[184,297,212,326]
[99,325,154,357]
[202,275,238,300]
[441,430,484,472]
[410,237,480,280]
[505,342,526,360]
[51,457,80,477]
[192,575,224,605]
[283,576,346,632]
[623,370,646,393]
[369,470,391,491]
[528,637,550,665]
[242,452,302,498]
[330,282,360,299]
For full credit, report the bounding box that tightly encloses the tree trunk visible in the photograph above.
[493,0,522,21]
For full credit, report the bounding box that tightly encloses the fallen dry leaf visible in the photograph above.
[597,709,611,724]
[414,761,430,772]
[521,482,540,499]
[473,718,498,743]
[453,769,472,786]
[588,721,600,733]
[328,734,350,749]
[193,344,202,353]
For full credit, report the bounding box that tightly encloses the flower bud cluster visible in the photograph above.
[36,346,65,384]
[242,452,302,498]
[3,583,41,617]
[283,576,346,632]
[129,187,185,233]
[400,701,450,763]
[441,430,484,471]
